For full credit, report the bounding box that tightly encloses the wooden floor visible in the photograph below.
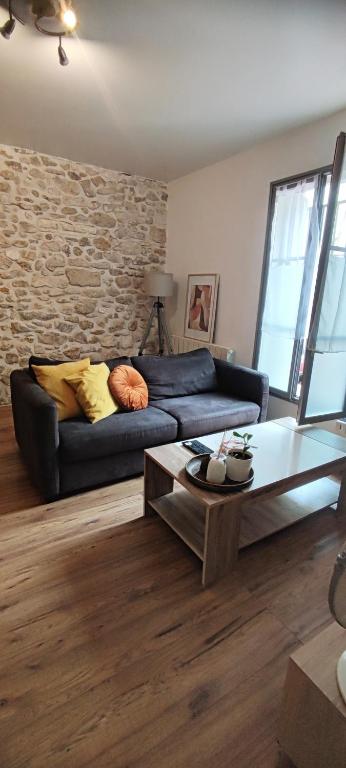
[0,405,345,767]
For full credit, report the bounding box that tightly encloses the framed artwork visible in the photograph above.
[184,273,219,343]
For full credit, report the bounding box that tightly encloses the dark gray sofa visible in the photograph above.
[10,348,269,501]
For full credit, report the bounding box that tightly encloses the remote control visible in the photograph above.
[183,440,213,455]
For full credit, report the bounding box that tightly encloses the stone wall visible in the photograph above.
[0,144,167,404]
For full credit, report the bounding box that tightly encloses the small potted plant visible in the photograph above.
[226,431,256,482]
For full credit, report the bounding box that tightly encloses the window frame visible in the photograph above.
[252,164,332,403]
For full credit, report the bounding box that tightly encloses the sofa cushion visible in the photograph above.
[131,348,217,400]
[31,358,90,421]
[65,363,119,423]
[151,392,260,439]
[59,406,178,462]
[109,365,148,411]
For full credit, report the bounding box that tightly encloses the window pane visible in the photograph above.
[305,351,346,418]
[316,249,346,350]
[331,178,346,249]
[332,199,346,249]
[257,333,294,391]
[310,150,346,354]
[293,172,333,398]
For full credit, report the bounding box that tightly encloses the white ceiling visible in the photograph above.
[0,0,345,181]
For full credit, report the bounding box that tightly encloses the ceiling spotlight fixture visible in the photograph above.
[61,6,76,31]
[0,0,77,65]
[1,0,16,38]
[58,32,68,65]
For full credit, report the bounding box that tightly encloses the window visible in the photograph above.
[253,166,332,402]
[298,133,346,424]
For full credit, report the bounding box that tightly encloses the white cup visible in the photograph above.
[206,454,226,484]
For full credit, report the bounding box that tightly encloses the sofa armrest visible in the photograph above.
[10,369,60,500]
[213,359,269,422]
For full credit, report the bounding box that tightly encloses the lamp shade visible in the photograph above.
[143,271,173,298]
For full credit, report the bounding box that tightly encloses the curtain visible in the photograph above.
[257,177,320,393]
[261,178,319,341]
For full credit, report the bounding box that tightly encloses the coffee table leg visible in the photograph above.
[202,500,242,587]
[144,453,174,517]
[336,472,346,517]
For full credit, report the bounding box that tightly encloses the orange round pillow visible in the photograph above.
[109,365,148,411]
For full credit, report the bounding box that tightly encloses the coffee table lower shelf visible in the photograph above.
[148,489,206,561]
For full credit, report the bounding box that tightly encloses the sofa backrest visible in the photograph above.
[28,355,132,379]
[131,348,217,400]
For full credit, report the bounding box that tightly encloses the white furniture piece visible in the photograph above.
[329,545,346,703]
[278,624,346,768]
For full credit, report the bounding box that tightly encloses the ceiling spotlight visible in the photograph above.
[58,34,68,65]
[1,1,16,39]
[1,15,16,38]
[62,7,77,32]
[1,1,77,65]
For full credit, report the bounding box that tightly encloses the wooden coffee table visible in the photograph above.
[144,419,346,587]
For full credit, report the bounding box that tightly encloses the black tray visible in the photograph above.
[185,454,254,493]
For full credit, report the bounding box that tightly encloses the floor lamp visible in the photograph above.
[139,271,174,356]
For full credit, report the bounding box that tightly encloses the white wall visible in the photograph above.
[167,107,346,420]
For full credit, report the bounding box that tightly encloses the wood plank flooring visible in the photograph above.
[0,406,42,514]
[0,405,345,767]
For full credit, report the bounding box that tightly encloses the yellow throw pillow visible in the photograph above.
[65,362,119,423]
[32,358,90,421]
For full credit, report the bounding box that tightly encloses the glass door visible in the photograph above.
[298,132,346,424]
